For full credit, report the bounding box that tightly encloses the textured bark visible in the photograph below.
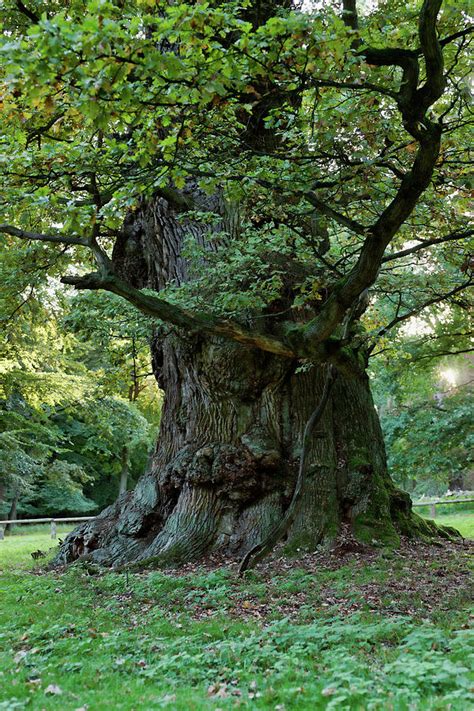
[55,197,455,569]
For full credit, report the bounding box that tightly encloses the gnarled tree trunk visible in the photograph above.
[56,196,448,568]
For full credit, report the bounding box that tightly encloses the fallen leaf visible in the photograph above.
[45,684,63,695]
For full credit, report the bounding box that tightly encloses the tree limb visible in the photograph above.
[15,0,39,23]
[438,27,474,48]
[381,228,474,263]
[412,347,474,361]
[60,270,297,358]
[342,0,359,31]
[302,0,446,347]
[0,224,89,247]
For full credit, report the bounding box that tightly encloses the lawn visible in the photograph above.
[0,530,472,710]
[425,512,474,539]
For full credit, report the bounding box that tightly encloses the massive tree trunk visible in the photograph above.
[56,196,449,568]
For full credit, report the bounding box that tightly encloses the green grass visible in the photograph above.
[0,534,472,710]
[425,512,474,539]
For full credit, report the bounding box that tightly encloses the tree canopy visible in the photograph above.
[0,0,472,371]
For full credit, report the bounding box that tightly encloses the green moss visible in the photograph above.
[353,513,400,547]
[347,454,371,469]
[389,494,462,543]
[284,518,339,554]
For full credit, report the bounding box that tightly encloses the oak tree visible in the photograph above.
[0,0,472,567]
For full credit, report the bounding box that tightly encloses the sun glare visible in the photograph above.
[440,368,458,387]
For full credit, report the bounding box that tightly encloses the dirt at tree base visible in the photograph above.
[169,536,473,621]
[48,530,473,625]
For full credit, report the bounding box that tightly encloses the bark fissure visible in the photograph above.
[239,364,337,574]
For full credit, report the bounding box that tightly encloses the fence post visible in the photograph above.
[430,504,436,518]
[0,526,4,540]
[50,519,57,539]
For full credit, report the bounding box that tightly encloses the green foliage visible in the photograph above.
[372,331,473,496]
[0,286,160,517]
[0,0,471,321]
[382,387,473,496]
[0,393,95,516]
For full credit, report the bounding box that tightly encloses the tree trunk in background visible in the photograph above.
[5,493,18,534]
[56,196,455,567]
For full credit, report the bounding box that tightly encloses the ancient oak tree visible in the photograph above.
[0,0,472,567]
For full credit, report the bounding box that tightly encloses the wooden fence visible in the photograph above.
[411,498,474,518]
[0,516,96,540]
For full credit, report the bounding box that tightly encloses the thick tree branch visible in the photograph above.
[438,27,474,48]
[341,0,359,31]
[302,0,446,347]
[60,270,296,358]
[0,224,89,247]
[3,221,362,370]
[417,0,444,111]
[63,269,364,372]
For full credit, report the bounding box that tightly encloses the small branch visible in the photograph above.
[439,27,474,48]
[412,348,474,361]
[368,280,473,353]
[26,113,65,146]
[382,229,473,263]
[310,78,396,99]
[305,192,367,236]
[15,0,39,23]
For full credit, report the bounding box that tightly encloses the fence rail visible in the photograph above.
[0,516,96,540]
[412,498,474,518]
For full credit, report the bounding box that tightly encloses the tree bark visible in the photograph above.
[55,197,455,568]
[5,493,18,534]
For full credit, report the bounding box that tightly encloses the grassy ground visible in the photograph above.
[424,512,474,538]
[0,530,472,710]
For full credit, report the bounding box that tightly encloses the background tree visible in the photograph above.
[0,0,472,567]
[0,283,160,521]
[372,326,473,497]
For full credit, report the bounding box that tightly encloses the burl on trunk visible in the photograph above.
[56,196,451,569]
